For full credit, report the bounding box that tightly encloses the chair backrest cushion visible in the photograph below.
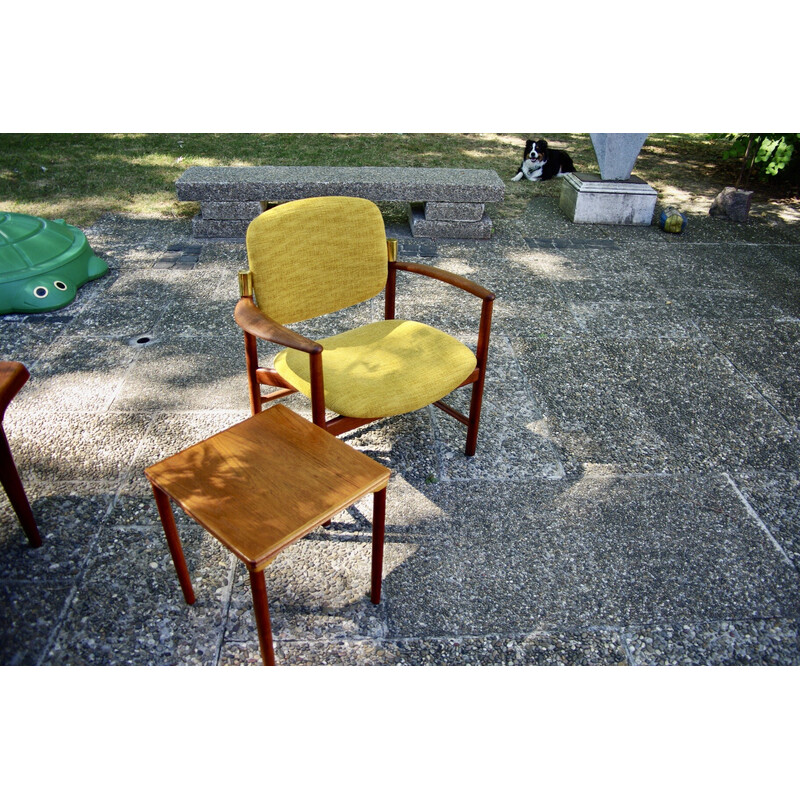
[245,196,388,324]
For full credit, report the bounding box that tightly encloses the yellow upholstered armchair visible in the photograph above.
[234,196,494,456]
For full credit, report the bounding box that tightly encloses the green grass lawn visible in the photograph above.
[0,132,790,228]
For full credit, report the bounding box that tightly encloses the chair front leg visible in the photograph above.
[243,331,263,416]
[465,376,486,458]
[309,349,327,428]
[465,294,494,457]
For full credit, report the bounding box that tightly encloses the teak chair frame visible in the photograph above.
[234,238,495,457]
[0,361,42,548]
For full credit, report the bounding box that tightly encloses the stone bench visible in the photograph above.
[175,165,506,239]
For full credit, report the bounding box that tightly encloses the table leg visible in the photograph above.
[248,567,276,666]
[150,484,196,605]
[371,487,386,604]
[0,430,42,548]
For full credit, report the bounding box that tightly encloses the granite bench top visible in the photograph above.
[176,165,506,204]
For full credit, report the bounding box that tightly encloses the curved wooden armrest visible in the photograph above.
[234,298,322,355]
[0,361,30,422]
[393,260,495,302]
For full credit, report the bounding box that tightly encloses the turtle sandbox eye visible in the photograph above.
[34,286,49,298]
[54,280,68,291]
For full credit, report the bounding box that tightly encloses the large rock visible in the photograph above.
[709,187,753,222]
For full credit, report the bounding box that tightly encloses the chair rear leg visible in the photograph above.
[371,487,387,604]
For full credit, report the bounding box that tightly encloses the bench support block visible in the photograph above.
[409,203,492,239]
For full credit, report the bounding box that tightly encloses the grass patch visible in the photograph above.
[0,132,792,228]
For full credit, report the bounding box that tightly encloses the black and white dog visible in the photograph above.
[512,138,575,182]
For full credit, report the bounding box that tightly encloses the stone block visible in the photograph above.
[191,216,250,239]
[409,205,492,239]
[424,202,484,222]
[200,201,264,220]
[559,173,657,226]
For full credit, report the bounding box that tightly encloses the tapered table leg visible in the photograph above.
[0,430,42,548]
[371,487,386,604]
[249,568,276,666]
[151,484,196,605]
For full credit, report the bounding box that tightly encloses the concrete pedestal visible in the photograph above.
[559,173,657,226]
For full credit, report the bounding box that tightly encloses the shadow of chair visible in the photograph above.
[234,196,495,456]
[0,361,42,547]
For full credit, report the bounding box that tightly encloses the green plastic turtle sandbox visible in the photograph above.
[0,211,109,314]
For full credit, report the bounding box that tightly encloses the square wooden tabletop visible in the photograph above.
[145,405,390,570]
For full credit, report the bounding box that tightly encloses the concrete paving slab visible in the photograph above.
[44,543,232,666]
[221,628,629,666]
[341,413,440,489]
[0,315,74,363]
[4,410,152,486]
[225,536,387,644]
[432,333,565,481]
[0,489,114,580]
[0,582,73,666]
[381,475,800,637]
[598,338,800,472]
[513,334,800,474]
[110,335,250,413]
[697,318,800,426]
[122,410,249,485]
[21,335,139,414]
[730,470,800,571]
[510,335,676,474]
[71,270,189,339]
[622,618,800,665]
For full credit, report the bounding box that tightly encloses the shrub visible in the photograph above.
[720,133,799,188]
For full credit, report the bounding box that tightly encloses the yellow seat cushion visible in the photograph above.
[274,319,477,419]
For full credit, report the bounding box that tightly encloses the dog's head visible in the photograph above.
[526,139,549,161]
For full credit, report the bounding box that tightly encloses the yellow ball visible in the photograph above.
[660,207,687,234]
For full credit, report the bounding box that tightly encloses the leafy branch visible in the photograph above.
[719,133,799,189]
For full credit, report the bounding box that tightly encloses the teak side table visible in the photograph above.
[144,404,391,666]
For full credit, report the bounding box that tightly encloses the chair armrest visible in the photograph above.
[393,260,495,302]
[388,261,493,375]
[234,298,322,355]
